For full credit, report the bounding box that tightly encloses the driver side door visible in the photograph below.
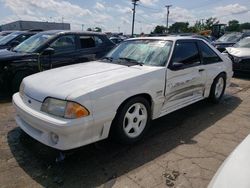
[40,35,78,70]
[161,40,206,114]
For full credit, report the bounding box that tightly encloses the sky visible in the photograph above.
[0,0,250,34]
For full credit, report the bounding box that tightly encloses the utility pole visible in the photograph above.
[82,24,84,31]
[201,18,205,30]
[61,17,64,30]
[165,5,172,33]
[131,0,139,37]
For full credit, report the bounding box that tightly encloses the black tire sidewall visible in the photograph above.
[111,97,151,144]
[209,74,226,103]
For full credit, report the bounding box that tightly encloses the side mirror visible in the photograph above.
[42,47,55,56]
[171,62,184,70]
[10,40,20,48]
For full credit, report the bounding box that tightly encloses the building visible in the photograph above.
[0,20,70,31]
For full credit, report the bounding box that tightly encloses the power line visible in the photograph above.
[138,4,162,12]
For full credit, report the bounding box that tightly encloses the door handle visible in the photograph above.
[199,69,205,72]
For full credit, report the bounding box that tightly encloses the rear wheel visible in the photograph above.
[209,74,226,103]
[111,97,151,144]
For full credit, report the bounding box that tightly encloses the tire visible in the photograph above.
[12,71,30,93]
[209,74,226,104]
[111,97,151,144]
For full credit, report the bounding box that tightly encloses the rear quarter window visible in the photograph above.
[198,41,222,64]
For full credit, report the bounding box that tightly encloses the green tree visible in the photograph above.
[240,22,250,31]
[94,27,102,32]
[204,17,219,30]
[153,25,166,34]
[227,20,240,32]
[169,22,189,33]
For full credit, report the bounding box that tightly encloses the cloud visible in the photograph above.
[170,7,195,23]
[140,0,158,6]
[151,7,195,24]
[3,0,92,18]
[0,0,115,30]
[114,4,132,14]
[214,3,249,17]
[94,2,105,11]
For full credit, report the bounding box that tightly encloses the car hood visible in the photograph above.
[226,47,250,58]
[23,61,162,102]
[208,135,250,188]
[0,49,35,61]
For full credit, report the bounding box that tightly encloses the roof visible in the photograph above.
[126,36,207,42]
[39,30,106,36]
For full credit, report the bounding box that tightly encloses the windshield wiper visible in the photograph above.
[118,57,143,66]
[101,57,113,62]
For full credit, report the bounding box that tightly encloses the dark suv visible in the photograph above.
[0,30,42,50]
[0,30,115,93]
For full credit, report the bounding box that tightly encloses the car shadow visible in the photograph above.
[7,94,242,187]
[233,72,250,80]
[0,91,12,104]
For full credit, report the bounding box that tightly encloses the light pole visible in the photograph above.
[165,5,172,33]
[131,0,139,37]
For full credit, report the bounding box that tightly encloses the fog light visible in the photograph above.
[50,132,59,144]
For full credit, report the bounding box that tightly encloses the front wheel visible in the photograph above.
[209,74,226,103]
[111,97,151,144]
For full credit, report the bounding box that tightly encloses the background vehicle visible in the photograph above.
[13,36,233,150]
[0,31,13,40]
[211,24,226,40]
[0,30,42,50]
[109,36,123,44]
[225,37,250,73]
[0,30,115,93]
[213,32,250,52]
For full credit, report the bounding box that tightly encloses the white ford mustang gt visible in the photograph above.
[13,36,233,150]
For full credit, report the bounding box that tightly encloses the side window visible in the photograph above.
[171,42,200,68]
[198,41,222,64]
[79,36,96,48]
[94,36,103,46]
[15,34,32,43]
[50,35,75,51]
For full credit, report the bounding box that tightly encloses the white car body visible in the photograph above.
[208,135,250,188]
[13,37,233,150]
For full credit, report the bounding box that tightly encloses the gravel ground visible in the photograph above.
[0,76,250,188]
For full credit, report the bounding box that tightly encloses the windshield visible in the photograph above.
[234,37,250,48]
[13,33,54,53]
[0,32,19,45]
[217,33,242,43]
[103,40,173,66]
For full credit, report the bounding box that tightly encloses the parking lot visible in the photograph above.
[0,76,249,188]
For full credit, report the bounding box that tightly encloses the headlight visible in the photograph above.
[41,98,89,119]
[19,81,25,98]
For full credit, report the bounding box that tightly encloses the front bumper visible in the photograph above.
[12,93,102,150]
